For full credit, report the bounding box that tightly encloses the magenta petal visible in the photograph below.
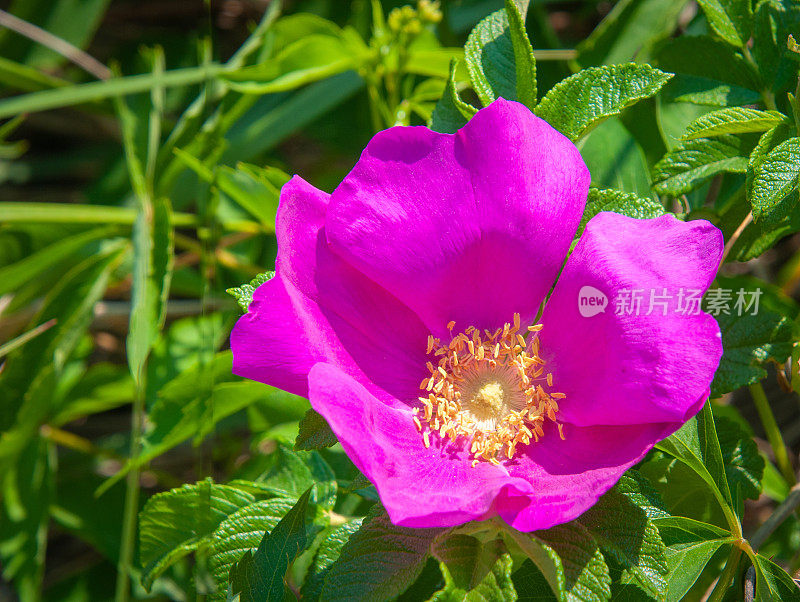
[231,176,430,404]
[496,420,679,531]
[231,275,322,397]
[539,213,723,427]
[308,362,535,527]
[326,98,590,337]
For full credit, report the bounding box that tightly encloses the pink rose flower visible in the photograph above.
[231,99,723,532]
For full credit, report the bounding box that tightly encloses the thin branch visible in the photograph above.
[721,211,753,263]
[744,565,756,602]
[0,8,111,80]
[750,483,800,550]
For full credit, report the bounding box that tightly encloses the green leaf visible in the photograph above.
[320,504,443,601]
[227,271,275,313]
[512,559,557,600]
[655,403,735,527]
[748,122,794,193]
[506,523,616,602]
[405,48,464,79]
[0,437,54,600]
[50,363,134,426]
[0,226,120,297]
[655,36,761,106]
[578,188,666,236]
[640,453,727,528]
[224,34,363,94]
[754,553,800,601]
[127,197,174,384]
[344,471,375,496]
[302,520,363,602]
[97,353,308,495]
[580,118,652,197]
[577,475,668,597]
[652,135,749,196]
[718,153,800,260]
[220,71,364,165]
[619,97,669,170]
[295,409,338,451]
[710,277,798,396]
[431,535,504,592]
[682,108,785,140]
[430,59,476,134]
[761,456,792,501]
[534,522,612,602]
[464,9,513,106]
[218,163,286,228]
[0,55,68,93]
[613,472,671,520]
[232,444,337,510]
[228,487,316,602]
[753,0,800,95]
[0,243,125,433]
[715,416,765,501]
[750,137,800,223]
[504,0,536,107]
[177,156,287,230]
[576,0,688,67]
[430,547,517,602]
[696,0,753,47]
[208,496,308,596]
[534,64,672,141]
[271,13,344,47]
[504,530,566,599]
[464,3,535,107]
[651,517,734,602]
[138,479,257,590]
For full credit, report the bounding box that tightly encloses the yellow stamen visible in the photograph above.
[416,313,563,466]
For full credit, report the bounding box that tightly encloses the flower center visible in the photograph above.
[469,381,507,420]
[414,313,564,466]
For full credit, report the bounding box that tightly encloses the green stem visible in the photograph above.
[762,89,778,111]
[365,78,386,132]
[707,545,743,602]
[750,382,796,485]
[742,45,778,111]
[790,75,800,136]
[115,381,146,602]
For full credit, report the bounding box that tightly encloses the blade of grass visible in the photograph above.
[113,61,174,601]
[0,63,225,119]
[0,319,56,360]
[1,202,263,232]
[145,46,165,188]
[0,55,68,92]
[750,382,797,485]
[0,7,110,79]
[0,226,121,296]
[158,0,282,163]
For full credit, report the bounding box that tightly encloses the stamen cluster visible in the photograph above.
[415,313,564,466]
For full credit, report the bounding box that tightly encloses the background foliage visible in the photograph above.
[2,0,800,600]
